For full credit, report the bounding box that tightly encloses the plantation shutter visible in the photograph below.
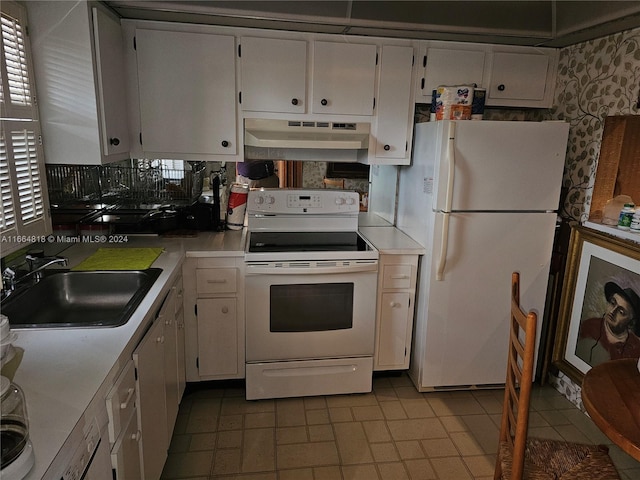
[1,1,50,252]
[0,133,16,233]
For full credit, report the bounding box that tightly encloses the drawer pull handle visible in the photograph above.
[120,388,135,410]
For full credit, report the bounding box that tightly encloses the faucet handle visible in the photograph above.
[2,267,16,291]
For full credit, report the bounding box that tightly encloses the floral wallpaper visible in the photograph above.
[551,27,640,222]
[547,27,640,410]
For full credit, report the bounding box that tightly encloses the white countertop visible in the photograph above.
[1,230,245,480]
[359,226,425,255]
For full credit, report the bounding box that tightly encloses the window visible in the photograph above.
[1,1,50,255]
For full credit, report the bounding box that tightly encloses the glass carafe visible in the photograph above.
[1,376,29,469]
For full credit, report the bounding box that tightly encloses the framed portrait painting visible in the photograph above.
[553,225,640,384]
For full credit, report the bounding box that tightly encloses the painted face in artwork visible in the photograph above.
[604,293,635,335]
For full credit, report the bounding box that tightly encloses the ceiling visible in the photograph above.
[104,1,640,47]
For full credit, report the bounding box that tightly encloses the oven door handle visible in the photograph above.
[245,264,378,275]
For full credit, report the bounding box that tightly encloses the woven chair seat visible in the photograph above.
[499,438,621,479]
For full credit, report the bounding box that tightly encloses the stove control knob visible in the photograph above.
[335,197,345,205]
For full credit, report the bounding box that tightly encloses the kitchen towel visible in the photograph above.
[71,247,164,271]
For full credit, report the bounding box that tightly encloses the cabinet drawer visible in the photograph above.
[111,409,142,480]
[196,268,237,294]
[382,264,413,289]
[105,361,137,444]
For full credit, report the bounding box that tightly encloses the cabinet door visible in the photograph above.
[92,7,130,158]
[111,410,142,480]
[136,29,237,156]
[241,37,307,113]
[312,41,377,115]
[488,52,549,102]
[376,292,412,369]
[422,48,486,100]
[175,278,186,400]
[133,318,167,480]
[160,288,179,440]
[375,45,414,162]
[197,297,238,377]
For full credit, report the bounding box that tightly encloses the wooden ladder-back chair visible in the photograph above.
[322,177,345,189]
[494,272,621,480]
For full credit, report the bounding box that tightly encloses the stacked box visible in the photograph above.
[432,85,474,120]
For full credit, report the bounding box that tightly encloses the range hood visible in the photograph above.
[244,119,370,162]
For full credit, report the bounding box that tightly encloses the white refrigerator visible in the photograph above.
[397,120,569,390]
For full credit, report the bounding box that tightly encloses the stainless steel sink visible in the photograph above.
[2,268,162,328]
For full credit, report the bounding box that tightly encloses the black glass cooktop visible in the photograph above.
[248,231,371,253]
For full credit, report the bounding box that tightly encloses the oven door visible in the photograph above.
[245,259,378,362]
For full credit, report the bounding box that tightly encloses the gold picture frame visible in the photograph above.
[552,225,640,384]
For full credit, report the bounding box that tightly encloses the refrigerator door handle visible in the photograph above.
[444,121,456,213]
[436,212,450,281]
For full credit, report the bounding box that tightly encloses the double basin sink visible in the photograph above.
[2,269,162,328]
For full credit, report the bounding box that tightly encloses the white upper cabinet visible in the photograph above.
[374,45,415,164]
[240,37,307,114]
[92,7,130,158]
[312,41,377,115]
[27,1,130,164]
[415,42,558,108]
[420,48,486,101]
[487,51,552,105]
[135,28,237,159]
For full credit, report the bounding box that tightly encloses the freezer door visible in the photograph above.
[415,211,556,389]
[433,121,569,212]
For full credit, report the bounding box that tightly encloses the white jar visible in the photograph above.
[630,212,640,233]
[617,203,635,230]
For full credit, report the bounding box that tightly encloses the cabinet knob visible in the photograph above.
[384,144,391,151]
[109,137,120,146]
[321,98,328,106]
[222,306,229,314]
[221,140,229,147]
[291,98,299,106]
[497,84,506,91]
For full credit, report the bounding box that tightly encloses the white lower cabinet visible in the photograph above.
[133,317,168,480]
[182,257,245,381]
[161,278,180,440]
[175,276,186,401]
[374,254,419,371]
[132,275,185,480]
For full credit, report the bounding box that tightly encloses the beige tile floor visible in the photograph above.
[162,373,640,480]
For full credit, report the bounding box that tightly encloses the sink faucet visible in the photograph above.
[2,256,68,293]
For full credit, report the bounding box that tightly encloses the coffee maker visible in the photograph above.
[184,172,223,231]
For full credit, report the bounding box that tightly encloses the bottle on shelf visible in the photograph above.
[617,203,636,230]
